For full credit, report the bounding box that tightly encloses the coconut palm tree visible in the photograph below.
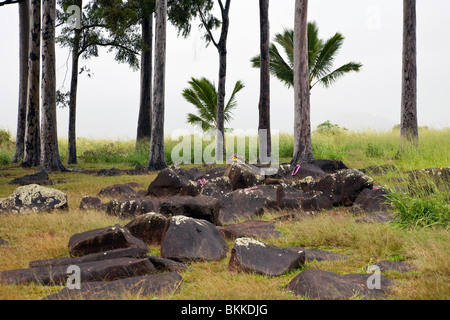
[251,21,363,90]
[183,77,244,134]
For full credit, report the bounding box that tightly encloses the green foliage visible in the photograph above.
[183,77,245,133]
[387,186,450,229]
[0,129,11,145]
[250,21,362,90]
[314,120,348,135]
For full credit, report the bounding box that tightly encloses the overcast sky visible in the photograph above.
[1,0,449,140]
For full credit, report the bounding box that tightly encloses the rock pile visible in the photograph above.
[0,160,417,300]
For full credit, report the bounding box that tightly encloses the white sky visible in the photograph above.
[0,0,449,140]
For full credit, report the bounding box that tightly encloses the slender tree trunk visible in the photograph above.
[215,0,230,163]
[67,0,82,165]
[136,13,153,150]
[292,0,313,164]
[12,0,29,163]
[147,0,167,171]
[22,0,41,168]
[400,0,418,146]
[258,0,271,161]
[41,0,66,172]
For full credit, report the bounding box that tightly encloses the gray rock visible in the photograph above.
[287,268,396,300]
[0,184,68,214]
[161,216,228,262]
[158,195,220,225]
[0,257,156,286]
[68,224,150,257]
[124,212,168,245]
[228,238,305,277]
[106,197,156,218]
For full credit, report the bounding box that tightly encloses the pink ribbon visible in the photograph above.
[245,186,258,191]
[292,164,301,176]
[198,178,207,186]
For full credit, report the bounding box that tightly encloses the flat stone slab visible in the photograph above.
[68,224,150,257]
[161,216,228,262]
[43,272,183,300]
[9,171,54,186]
[228,238,306,277]
[29,247,150,268]
[0,258,156,286]
[287,268,396,300]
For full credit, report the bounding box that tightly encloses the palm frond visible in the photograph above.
[310,33,345,84]
[225,80,245,122]
[269,43,294,88]
[186,113,215,132]
[307,21,323,74]
[274,28,294,68]
[312,61,363,89]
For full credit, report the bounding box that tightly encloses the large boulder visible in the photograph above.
[274,163,328,188]
[106,197,156,218]
[68,224,150,257]
[199,176,233,199]
[43,272,183,300]
[124,212,169,245]
[228,238,305,277]
[147,165,201,198]
[218,188,272,224]
[224,163,265,190]
[0,258,156,286]
[287,268,395,300]
[158,195,220,225]
[315,169,374,206]
[161,216,228,262]
[0,184,68,214]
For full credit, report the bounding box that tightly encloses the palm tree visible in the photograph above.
[251,21,362,90]
[183,77,244,134]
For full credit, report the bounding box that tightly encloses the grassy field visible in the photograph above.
[0,127,449,300]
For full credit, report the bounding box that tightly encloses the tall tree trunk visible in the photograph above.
[215,0,230,163]
[12,0,29,163]
[41,0,66,172]
[22,0,41,168]
[400,0,418,145]
[258,0,271,161]
[292,0,313,164]
[67,0,82,165]
[147,0,167,171]
[136,13,153,150]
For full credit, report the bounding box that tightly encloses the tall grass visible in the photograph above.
[1,127,448,170]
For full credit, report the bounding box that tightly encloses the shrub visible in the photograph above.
[0,129,11,145]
